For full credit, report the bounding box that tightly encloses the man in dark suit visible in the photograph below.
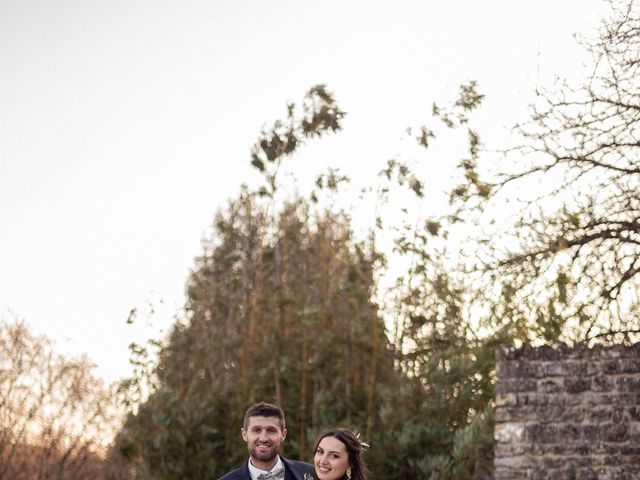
[218,402,313,480]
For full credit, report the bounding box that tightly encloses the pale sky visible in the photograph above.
[1,0,608,382]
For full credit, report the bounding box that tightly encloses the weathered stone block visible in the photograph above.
[538,343,569,360]
[534,465,578,480]
[599,343,640,359]
[493,467,523,480]
[565,377,591,393]
[580,424,600,443]
[541,361,568,376]
[495,378,537,394]
[495,392,518,406]
[617,342,640,358]
[602,422,630,442]
[609,393,638,405]
[567,343,593,360]
[526,424,558,443]
[629,421,640,443]
[495,405,531,422]
[618,443,640,456]
[595,345,623,359]
[592,375,615,392]
[536,405,584,424]
[544,393,582,406]
[558,423,581,442]
[592,392,637,405]
[612,406,624,422]
[516,392,549,406]
[495,422,525,443]
[494,455,536,469]
[627,406,640,420]
[494,443,529,457]
[615,376,640,392]
[575,467,598,480]
[544,359,597,376]
[604,359,640,374]
[539,378,563,393]
[497,360,540,380]
[603,444,628,455]
[588,405,612,422]
[604,452,622,463]
[541,456,570,468]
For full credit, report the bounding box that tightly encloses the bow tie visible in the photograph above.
[257,467,285,480]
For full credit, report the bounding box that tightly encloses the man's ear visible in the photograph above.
[241,427,248,442]
[282,427,287,439]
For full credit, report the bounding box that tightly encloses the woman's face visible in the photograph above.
[314,436,351,480]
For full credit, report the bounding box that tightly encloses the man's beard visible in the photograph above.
[249,441,281,462]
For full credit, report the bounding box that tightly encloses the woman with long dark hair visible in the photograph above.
[309,427,372,480]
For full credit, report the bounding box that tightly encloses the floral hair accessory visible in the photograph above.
[354,431,370,450]
[303,473,314,480]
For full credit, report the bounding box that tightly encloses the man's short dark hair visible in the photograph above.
[243,402,286,429]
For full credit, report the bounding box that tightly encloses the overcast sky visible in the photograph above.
[0,0,608,381]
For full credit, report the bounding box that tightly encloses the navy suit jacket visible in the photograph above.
[217,457,313,480]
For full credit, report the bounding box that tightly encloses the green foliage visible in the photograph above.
[117,390,230,479]
[250,84,346,197]
[118,194,393,479]
[450,404,495,479]
[373,264,502,479]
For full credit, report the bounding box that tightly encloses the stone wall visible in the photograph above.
[493,343,640,479]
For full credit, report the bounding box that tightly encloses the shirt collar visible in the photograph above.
[248,456,284,480]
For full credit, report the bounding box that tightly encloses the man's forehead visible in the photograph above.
[246,415,283,429]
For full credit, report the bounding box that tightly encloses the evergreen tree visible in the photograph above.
[116,85,394,479]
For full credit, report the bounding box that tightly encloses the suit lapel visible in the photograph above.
[283,459,309,480]
[241,461,252,480]
[283,461,294,480]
